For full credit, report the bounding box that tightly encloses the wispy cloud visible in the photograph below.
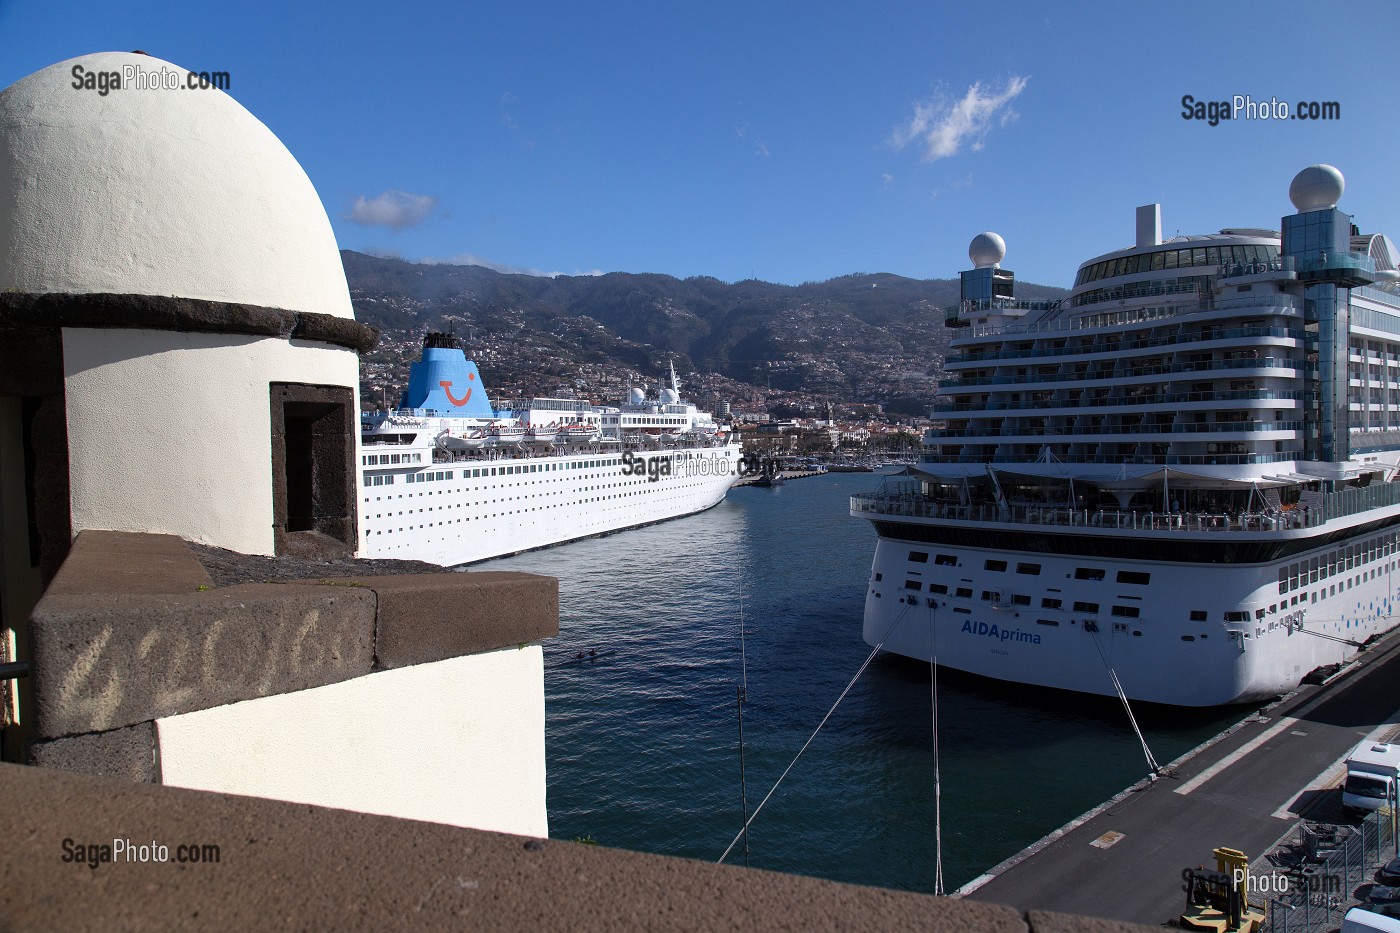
[754,140,770,158]
[892,76,1028,162]
[346,190,438,230]
[419,253,568,278]
[881,172,894,190]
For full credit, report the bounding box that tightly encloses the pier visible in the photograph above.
[959,627,1400,926]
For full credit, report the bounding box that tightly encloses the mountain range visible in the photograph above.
[342,250,1068,414]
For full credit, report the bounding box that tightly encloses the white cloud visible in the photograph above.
[881,172,894,190]
[346,190,438,230]
[892,76,1028,162]
[419,253,565,278]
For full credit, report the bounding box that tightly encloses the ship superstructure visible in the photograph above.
[853,165,1400,705]
[361,334,740,565]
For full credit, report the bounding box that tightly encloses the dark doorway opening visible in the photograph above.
[270,384,356,556]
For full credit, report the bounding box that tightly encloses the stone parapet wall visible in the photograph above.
[25,530,557,775]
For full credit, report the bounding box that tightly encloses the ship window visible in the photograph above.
[1011,594,1031,606]
[908,551,929,563]
[929,583,947,595]
[1255,609,1266,620]
[1224,611,1250,622]
[935,554,957,566]
[1042,597,1062,609]
[981,591,1000,602]
[1074,568,1105,581]
[1111,605,1140,618]
[955,587,973,598]
[1073,601,1099,613]
[1278,568,1288,594]
[904,580,922,591]
[1116,570,1150,585]
[1036,619,1060,627]
[1181,635,1196,642]
[985,559,1007,572]
[1016,563,1041,575]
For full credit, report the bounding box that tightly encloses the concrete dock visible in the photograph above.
[960,631,1400,926]
[733,469,828,487]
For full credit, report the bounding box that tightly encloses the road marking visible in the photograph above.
[1269,708,1400,819]
[1292,730,1309,737]
[1175,715,1303,795]
[1090,831,1125,850]
[1175,654,1398,797]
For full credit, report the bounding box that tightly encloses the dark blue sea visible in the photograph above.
[478,471,1244,893]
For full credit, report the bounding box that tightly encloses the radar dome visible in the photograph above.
[969,232,1006,269]
[1289,164,1345,212]
[0,51,353,318]
[660,388,679,405]
[628,387,646,405]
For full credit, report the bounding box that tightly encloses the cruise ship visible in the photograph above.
[853,164,1400,706]
[361,334,741,565]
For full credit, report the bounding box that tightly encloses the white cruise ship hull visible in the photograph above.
[859,521,1400,706]
[362,445,741,566]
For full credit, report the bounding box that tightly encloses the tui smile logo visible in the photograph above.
[439,372,476,407]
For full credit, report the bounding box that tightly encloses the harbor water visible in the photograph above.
[478,471,1245,893]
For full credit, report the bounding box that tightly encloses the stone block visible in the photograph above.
[27,722,160,782]
[45,530,213,597]
[333,572,558,668]
[29,583,375,738]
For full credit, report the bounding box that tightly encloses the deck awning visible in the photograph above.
[911,463,1295,489]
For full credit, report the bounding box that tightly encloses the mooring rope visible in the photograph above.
[1087,627,1161,775]
[737,577,751,867]
[718,603,911,864]
[929,606,945,896]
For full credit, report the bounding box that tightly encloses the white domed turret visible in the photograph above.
[1289,164,1345,213]
[628,387,646,405]
[0,51,352,317]
[969,232,1006,269]
[0,52,365,560]
[660,388,679,405]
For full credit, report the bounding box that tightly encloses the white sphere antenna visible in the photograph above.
[1289,164,1344,212]
[969,232,1006,269]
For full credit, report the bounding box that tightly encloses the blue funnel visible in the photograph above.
[400,344,496,418]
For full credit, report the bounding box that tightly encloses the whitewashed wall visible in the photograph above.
[62,327,360,556]
[156,646,548,838]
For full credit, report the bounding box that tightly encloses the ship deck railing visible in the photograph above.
[430,436,733,463]
[852,481,1400,533]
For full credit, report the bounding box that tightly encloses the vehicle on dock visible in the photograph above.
[1344,906,1400,932]
[1343,742,1400,815]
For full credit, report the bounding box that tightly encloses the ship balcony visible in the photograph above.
[1293,250,1376,288]
[939,357,1301,390]
[851,492,1320,534]
[928,421,1302,441]
[943,325,1302,367]
[853,479,1400,534]
[933,389,1302,414]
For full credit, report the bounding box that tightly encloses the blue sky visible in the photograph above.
[2,1,1397,288]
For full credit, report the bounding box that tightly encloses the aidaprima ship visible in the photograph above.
[361,334,741,565]
[853,164,1400,706]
